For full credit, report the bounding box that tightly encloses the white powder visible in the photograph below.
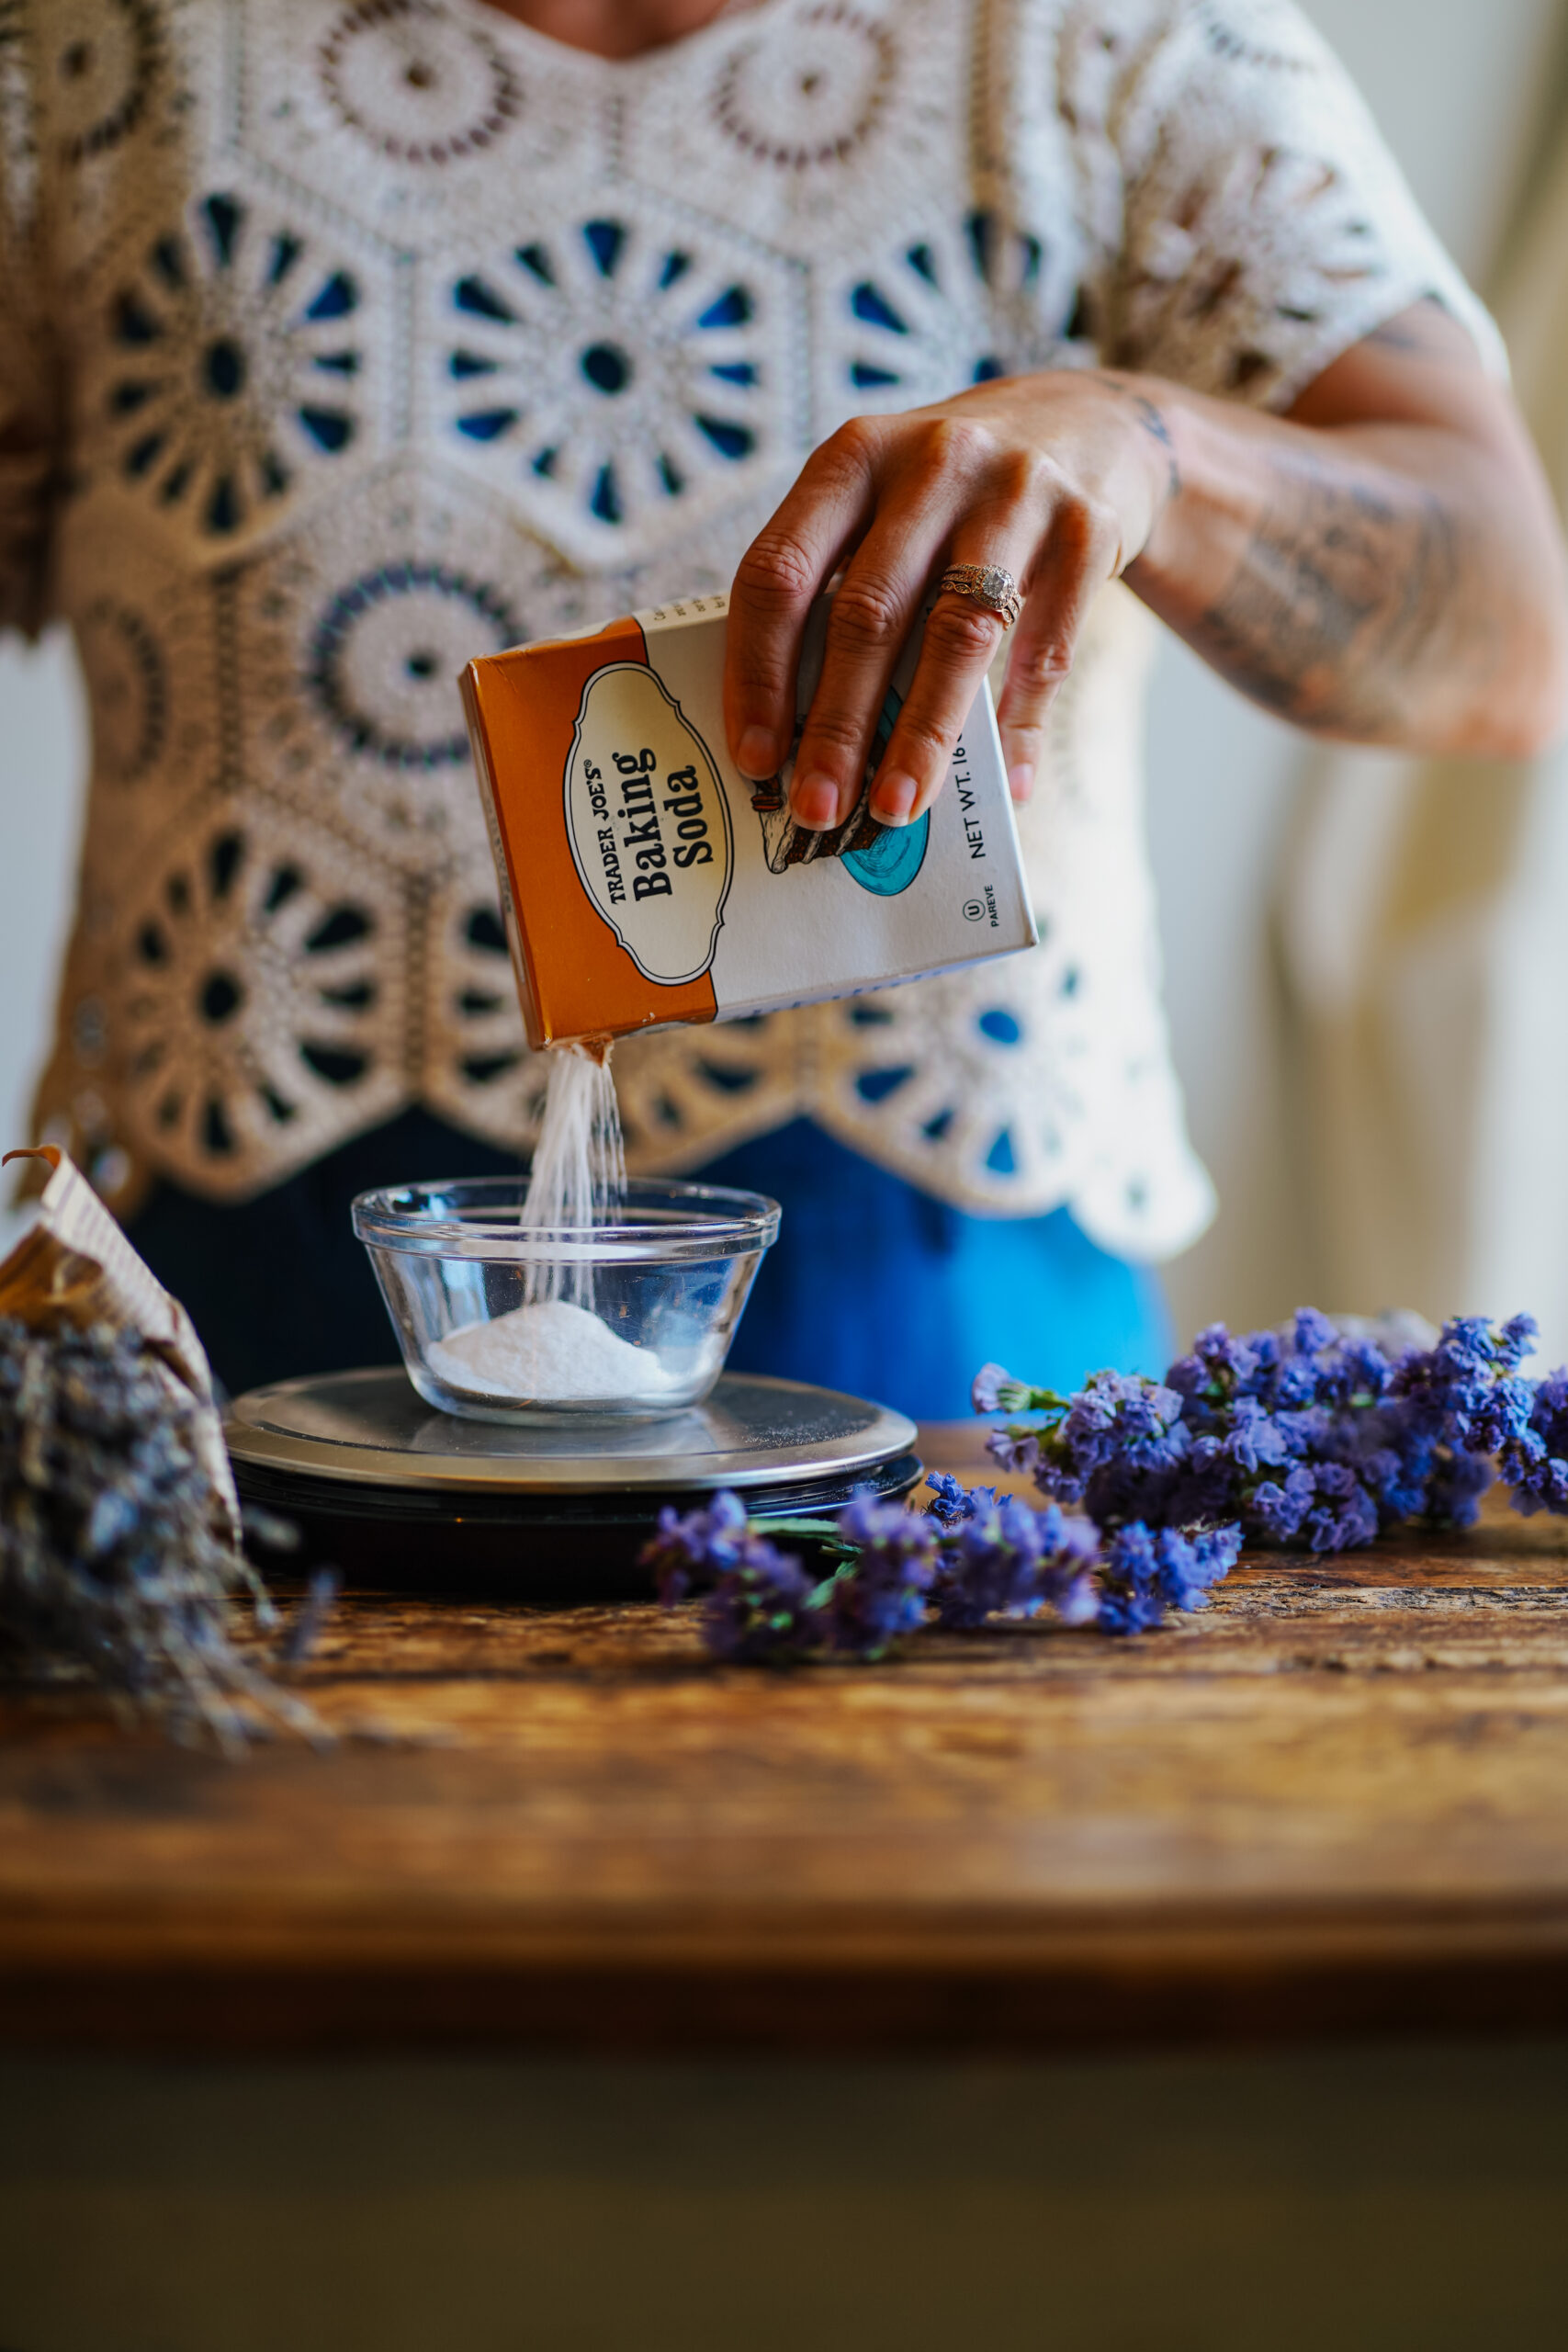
[429,1041,660,1403]
[427,1296,680,1404]
[520,1044,626,1308]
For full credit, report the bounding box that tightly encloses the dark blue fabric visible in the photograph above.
[124,1109,520,1398]
[699,1119,1173,1419]
[125,1110,1172,1417]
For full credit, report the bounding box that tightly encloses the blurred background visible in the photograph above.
[5,0,1568,1355]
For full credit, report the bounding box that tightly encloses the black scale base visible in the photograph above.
[225,1367,922,1600]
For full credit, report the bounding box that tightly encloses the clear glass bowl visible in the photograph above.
[352,1176,780,1424]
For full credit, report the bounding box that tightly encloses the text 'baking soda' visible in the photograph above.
[459,591,1037,1051]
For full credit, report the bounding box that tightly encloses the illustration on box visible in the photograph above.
[749,685,931,898]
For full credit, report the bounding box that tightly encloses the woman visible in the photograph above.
[3,0,1563,1409]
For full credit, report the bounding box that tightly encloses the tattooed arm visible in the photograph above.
[1126,300,1567,757]
[724,300,1567,832]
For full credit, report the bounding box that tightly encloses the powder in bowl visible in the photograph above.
[424,1297,681,1404]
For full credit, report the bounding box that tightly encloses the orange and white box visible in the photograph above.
[459,590,1037,1051]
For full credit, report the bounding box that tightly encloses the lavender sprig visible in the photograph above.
[1094,1522,1243,1634]
[645,1306,1568,1671]
[643,1480,1237,1663]
[644,1495,829,1661]
[990,1310,1554,1552]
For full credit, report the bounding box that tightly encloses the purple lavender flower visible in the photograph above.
[994,1307,1551,1555]
[1501,1367,1568,1514]
[1247,1465,1316,1544]
[1297,1461,1381,1553]
[1036,1506,1106,1625]
[1092,1525,1169,1634]
[1062,1373,1188,1478]
[1166,1322,1263,1406]
[1168,1523,1243,1606]
[642,1490,827,1660]
[971,1363,1061,1415]
[1028,1370,1190,1526]
[641,1491,750,1604]
[1093,1519,1242,1634]
[934,1488,1046,1628]
[1222,1395,1295,1476]
[925,1470,978,1526]
[931,1490,1101,1630]
[1391,1315,1538,1454]
[822,1491,940,1656]
[702,1544,825,1664]
[1424,1445,1495,1529]
[985,1424,1042,1478]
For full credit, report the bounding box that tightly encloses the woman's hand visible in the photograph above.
[724,305,1568,823]
[722,370,1179,829]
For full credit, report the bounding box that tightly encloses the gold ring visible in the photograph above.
[937,562,1022,629]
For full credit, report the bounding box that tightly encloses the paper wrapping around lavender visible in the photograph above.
[0,1145,242,1546]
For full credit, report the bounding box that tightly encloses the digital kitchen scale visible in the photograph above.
[225,1367,922,1597]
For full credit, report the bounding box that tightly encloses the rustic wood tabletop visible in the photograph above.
[5,1429,1568,2052]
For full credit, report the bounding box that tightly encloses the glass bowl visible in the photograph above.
[351,1176,780,1424]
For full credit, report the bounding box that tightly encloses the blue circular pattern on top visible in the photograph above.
[440,212,771,544]
[833,211,1055,413]
[307,562,520,767]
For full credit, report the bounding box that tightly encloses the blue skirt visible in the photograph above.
[126,1109,1172,1415]
[698,1119,1172,1419]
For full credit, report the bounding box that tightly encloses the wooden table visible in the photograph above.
[5,1431,1568,2052]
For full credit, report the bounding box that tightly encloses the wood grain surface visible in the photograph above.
[5,1429,1568,2051]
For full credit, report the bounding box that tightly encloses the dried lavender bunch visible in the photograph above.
[0,1316,327,1747]
[641,1477,1233,1661]
[978,1308,1553,1552]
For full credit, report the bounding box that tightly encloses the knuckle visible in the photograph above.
[829,576,904,650]
[798,709,867,763]
[895,709,958,765]
[925,415,998,474]
[830,413,876,455]
[926,598,1006,662]
[999,447,1055,509]
[1060,491,1117,561]
[1009,640,1074,697]
[735,533,817,614]
[821,416,879,480]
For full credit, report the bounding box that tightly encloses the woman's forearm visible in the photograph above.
[724,309,1568,831]
[1124,379,1568,761]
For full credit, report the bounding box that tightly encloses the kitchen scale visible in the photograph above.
[224,1367,922,1598]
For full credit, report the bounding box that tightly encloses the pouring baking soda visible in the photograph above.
[420,1045,686,1408]
[354,588,1034,1421]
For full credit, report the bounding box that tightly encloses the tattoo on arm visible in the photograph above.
[1089,372,1181,497]
[1360,296,1483,368]
[1186,454,1477,738]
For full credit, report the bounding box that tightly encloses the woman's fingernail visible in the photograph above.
[791,771,839,830]
[871,772,917,825]
[1009,763,1034,802]
[738,725,777,777]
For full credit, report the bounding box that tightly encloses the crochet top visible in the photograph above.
[0,0,1494,1250]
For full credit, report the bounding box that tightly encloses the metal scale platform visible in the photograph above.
[224,1367,921,1596]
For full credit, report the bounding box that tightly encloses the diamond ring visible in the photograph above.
[936,562,1022,629]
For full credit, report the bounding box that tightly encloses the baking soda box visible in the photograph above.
[459,590,1037,1050]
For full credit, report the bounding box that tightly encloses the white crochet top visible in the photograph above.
[0,0,1494,1251]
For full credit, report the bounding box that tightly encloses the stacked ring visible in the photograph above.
[936,561,1023,629]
